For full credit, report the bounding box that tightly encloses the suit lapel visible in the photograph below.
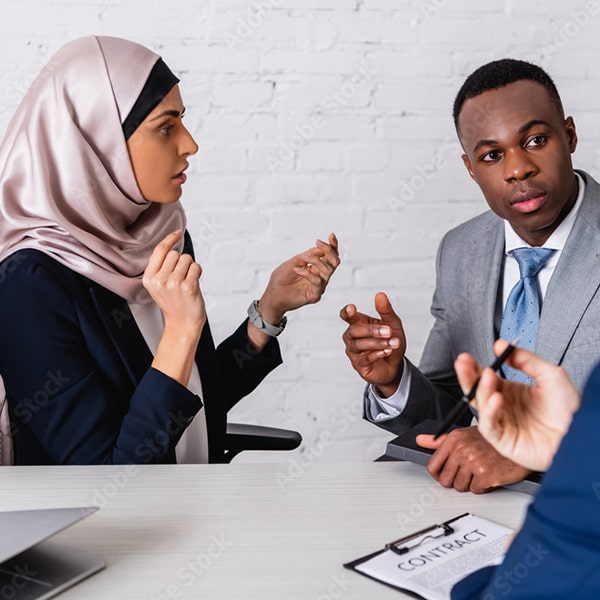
[87,284,153,386]
[537,171,600,363]
[467,215,505,362]
[194,322,225,462]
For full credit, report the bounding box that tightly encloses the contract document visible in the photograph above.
[344,513,512,599]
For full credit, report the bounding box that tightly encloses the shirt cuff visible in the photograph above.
[365,358,412,422]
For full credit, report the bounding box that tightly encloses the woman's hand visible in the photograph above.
[247,233,340,350]
[454,340,580,472]
[143,231,206,386]
[143,230,206,335]
[258,233,340,324]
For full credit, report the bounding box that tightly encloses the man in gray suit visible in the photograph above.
[341,59,600,493]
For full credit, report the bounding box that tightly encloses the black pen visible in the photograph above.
[432,338,519,440]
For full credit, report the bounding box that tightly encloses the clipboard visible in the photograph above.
[344,512,512,600]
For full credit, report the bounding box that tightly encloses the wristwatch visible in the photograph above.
[247,299,287,337]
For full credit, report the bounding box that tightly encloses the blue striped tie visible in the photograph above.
[499,247,556,383]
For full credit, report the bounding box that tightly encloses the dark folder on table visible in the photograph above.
[385,418,543,495]
[0,506,105,599]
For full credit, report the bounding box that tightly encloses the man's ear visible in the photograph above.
[564,116,578,154]
[462,153,476,181]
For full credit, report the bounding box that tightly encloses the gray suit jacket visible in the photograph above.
[371,169,600,435]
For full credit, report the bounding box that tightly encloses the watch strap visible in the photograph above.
[247,300,287,337]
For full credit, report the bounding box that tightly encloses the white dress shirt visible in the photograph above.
[129,302,209,463]
[367,173,585,422]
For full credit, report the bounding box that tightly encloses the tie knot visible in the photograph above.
[510,247,556,278]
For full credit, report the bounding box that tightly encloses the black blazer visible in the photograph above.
[0,245,282,465]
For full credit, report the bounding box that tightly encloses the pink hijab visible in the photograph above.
[0,36,188,464]
[0,35,186,304]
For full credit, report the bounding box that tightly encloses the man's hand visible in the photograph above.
[340,292,406,397]
[417,426,531,494]
[453,340,580,471]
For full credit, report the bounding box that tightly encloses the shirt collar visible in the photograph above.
[504,171,584,255]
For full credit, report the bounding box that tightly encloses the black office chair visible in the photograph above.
[223,423,302,463]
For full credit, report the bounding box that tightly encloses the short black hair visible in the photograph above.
[453,58,564,129]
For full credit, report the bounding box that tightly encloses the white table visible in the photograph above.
[0,463,531,599]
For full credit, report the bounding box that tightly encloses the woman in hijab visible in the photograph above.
[0,36,340,465]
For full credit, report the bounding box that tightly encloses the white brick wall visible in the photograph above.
[2,0,600,465]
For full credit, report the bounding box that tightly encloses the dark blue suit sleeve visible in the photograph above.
[452,364,600,599]
[1,252,202,465]
[216,319,282,411]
